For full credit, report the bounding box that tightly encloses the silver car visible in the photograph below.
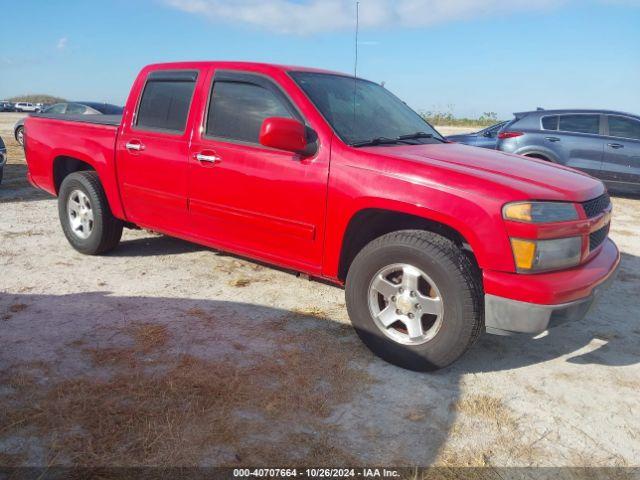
[497,109,640,194]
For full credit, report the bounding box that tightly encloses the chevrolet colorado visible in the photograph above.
[23,62,620,371]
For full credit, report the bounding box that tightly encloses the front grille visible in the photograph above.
[589,223,610,251]
[582,193,611,218]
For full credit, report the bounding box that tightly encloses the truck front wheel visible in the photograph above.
[58,171,123,255]
[345,230,483,371]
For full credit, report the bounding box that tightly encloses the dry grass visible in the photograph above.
[451,395,517,429]
[228,277,252,287]
[0,318,375,466]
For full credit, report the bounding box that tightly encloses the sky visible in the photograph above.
[1,0,639,118]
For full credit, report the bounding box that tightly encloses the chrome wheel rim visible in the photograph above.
[67,189,94,240]
[368,263,444,345]
[17,128,24,145]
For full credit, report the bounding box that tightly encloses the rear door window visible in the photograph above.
[206,81,293,144]
[136,71,198,133]
[608,116,640,141]
[558,115,600,135]
[541,116,558,130]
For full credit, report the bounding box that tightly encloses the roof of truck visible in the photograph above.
[144,61,349,76]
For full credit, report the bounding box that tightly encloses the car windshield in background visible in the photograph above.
[83,103,123,115]
[290,71,443,146]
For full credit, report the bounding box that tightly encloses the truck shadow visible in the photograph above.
[1,266,638,466]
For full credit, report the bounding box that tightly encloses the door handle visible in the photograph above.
[195,152,221,164]
[125,141,144,151]
[545,137,560,142]
[608,143,624,149]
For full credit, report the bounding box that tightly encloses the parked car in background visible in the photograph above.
[14,102,39,113]
[497,109,640,194]
[0,101,15,112]
[13,102,124,146]
[0,135,6,185]
[446,121,507,149]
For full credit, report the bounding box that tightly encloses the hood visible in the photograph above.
[359,143,604,202]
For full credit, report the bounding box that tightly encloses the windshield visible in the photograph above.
[289,71,443,146]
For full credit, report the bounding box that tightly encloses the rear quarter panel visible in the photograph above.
[24,117,125,218]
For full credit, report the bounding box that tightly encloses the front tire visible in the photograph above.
[58,171,123,255]
[345,230,483,371]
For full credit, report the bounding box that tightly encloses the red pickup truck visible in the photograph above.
[24,61,619,371]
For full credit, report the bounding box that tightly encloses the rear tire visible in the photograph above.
[58,171,123,255]
[345,230,483,371]
[16,126,24,146]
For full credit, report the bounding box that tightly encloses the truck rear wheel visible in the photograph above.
[58,171,123,255]
[345,230,483,371]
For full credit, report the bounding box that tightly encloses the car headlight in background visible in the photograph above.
[510,237,582,273]
[503,201,579,223]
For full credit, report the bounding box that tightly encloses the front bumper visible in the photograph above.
[484,239,620,335]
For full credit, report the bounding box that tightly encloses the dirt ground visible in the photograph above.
[1,112,639,468]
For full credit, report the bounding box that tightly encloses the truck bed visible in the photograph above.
[24,114,126,218]
[34,113,122,126]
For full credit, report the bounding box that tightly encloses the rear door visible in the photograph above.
[188,70,330,272]
[554,114,605,178]
[117,69,203,234]
[601,115,640,188]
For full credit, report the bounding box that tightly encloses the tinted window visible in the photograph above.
[608,116,640,140]
[91,104,123,115]
[291,72,442,145]
[541,115,558,130]
[136,76,197,132]
[206,81,293,143]
[558,115,599,135]
[66,103,87,114]
[45,103,66,114]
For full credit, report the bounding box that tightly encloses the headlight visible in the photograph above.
[511,237,582,273]
[503,202,579,223]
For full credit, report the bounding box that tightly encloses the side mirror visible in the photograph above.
[482,130,494,138]
[259,117,308,154]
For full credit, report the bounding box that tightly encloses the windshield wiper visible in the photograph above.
[398,131,444,142]
[350,137,405,147]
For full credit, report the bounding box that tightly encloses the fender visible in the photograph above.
[514,146,560,163]
[322,162,516,280]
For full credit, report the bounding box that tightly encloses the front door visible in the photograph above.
[601,115,640,190]
[117,69,201,234]
[188,70,330,272]
[554,114,605,178]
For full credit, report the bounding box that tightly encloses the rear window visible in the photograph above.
[136,71,197,133]
[541,115,558,130]
[608,116,640,140]
[558,115,599,135]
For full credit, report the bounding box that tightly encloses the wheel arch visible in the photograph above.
[49,149,126,220]
[516,146,561,163]
[337,207,482,282]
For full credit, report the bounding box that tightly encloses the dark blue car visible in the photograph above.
[446,121,507,149]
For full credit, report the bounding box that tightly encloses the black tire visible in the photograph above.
[0,167,3,185]
[15,126,24,146]
[345,230,483,371]
[58,171,123,255]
